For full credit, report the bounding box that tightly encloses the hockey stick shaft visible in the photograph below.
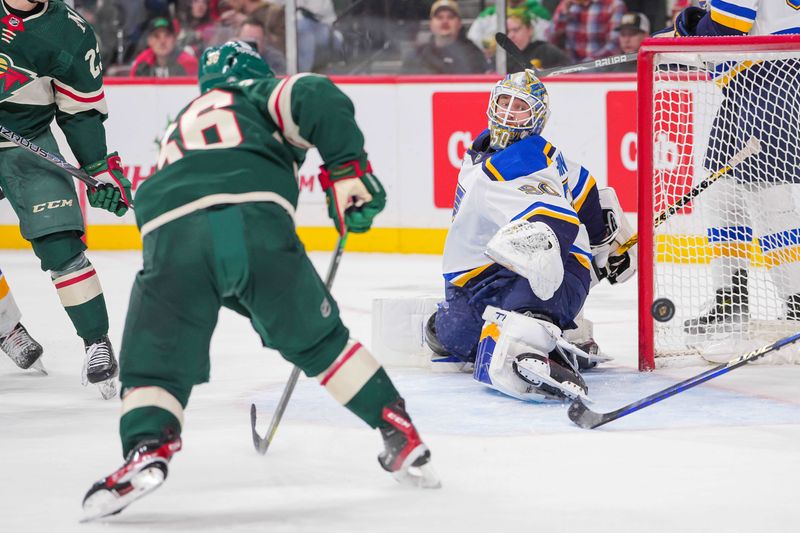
[615,136,761,255]
[0,124,104,189]
[494,32,637,77]
[569,330,800,429]
[251,232,348,454]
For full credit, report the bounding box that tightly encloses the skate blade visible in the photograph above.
[81,467,165,523]
[391,446,442,489]
[97,379,118,400]
[30,358,48,376]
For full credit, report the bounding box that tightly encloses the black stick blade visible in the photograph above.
[494,32,531,70]
[568,399,606,429]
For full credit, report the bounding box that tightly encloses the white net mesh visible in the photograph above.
[649,48,800,365]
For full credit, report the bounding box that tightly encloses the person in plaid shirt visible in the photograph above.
[545,0,627,62]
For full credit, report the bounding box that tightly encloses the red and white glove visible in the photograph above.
[83,152,133,216]
[318,159,386,236]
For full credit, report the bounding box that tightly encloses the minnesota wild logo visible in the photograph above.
[0,53,35,97]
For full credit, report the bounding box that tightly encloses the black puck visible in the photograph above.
[651,298,675,322]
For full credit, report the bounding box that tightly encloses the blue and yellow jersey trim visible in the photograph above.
[484,157,506,181]
[543,142,557,167]
[709,0,756,34]
[481,135,554,182]
[511,201,580,227]
[570,245,593,271]
[570,167,597,213]
[444,263,495,287]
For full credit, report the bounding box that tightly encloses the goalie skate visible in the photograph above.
[1,322,45,373]
[512,353,590,402]
[82,335,119,400]
[82,436,182,522]
[378,399,441,489]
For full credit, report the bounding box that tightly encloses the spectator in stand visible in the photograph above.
[618,12,649,55]
[212,0,247,44]
[467,0,553,61]
[296,0,342,72]
[623,0,667,33]
[239,14,287,74]
[75,1,122,68]
[176,0,218,57]
[130,17,199,77]
[503,9,570,71]
[263,3,286,64]
[546,0,627,63]
[603,11,649,72]
[254,0,342,72]
[401,0,486,74]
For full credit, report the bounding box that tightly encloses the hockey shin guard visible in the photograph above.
[51,253,109,342]
[119,386,186,457]
[316,340,401,428]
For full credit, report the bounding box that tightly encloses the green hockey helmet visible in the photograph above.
[198,40,274,93]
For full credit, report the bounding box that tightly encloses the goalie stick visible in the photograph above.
[615,135,762,256]
[494,32,637,77]
[0,124,104,189]
[568,330,800,429]
[250,232,348,454]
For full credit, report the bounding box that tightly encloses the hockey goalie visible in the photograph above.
[425,69,636,402]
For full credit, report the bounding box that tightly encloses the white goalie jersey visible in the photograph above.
[703,0,800,36]
[442,130,607,289]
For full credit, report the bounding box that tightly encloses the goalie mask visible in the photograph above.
[486,69,550,150]
[198,40,274,94]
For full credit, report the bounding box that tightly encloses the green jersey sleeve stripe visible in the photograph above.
[267,74,313,149]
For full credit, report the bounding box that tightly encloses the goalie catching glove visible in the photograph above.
[318,158,386,236]
[591,187,636,285]
[83,152,133,217]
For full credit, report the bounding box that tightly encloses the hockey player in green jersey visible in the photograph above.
[0,0,132,398]
[81,40,440,521]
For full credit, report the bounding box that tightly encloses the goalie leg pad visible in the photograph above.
[474,306,587,402]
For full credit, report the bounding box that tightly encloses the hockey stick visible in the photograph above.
[250,232,348,454]
[494,32,637,77]
[615,136,762,256]
[568,330,800,429]
[0,124,104,189]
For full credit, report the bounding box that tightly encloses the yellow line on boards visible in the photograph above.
[0,225,450,254]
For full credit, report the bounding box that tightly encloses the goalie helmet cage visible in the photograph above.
[637,35,800,371]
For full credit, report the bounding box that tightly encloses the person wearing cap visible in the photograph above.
[618,11,649,53]
[622,0,667,33]
[598,11,649,72]
[130,17,199,78]
[401,0,487,74]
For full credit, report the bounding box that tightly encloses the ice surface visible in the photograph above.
[1,250,798,533]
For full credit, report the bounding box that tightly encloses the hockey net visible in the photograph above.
[638,36,800,370]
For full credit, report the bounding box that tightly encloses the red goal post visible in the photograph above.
[637,35,800,371]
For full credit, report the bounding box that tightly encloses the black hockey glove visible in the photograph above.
[674,7,707,37]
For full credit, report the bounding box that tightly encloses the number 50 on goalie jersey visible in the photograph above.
[442,130,607,291]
